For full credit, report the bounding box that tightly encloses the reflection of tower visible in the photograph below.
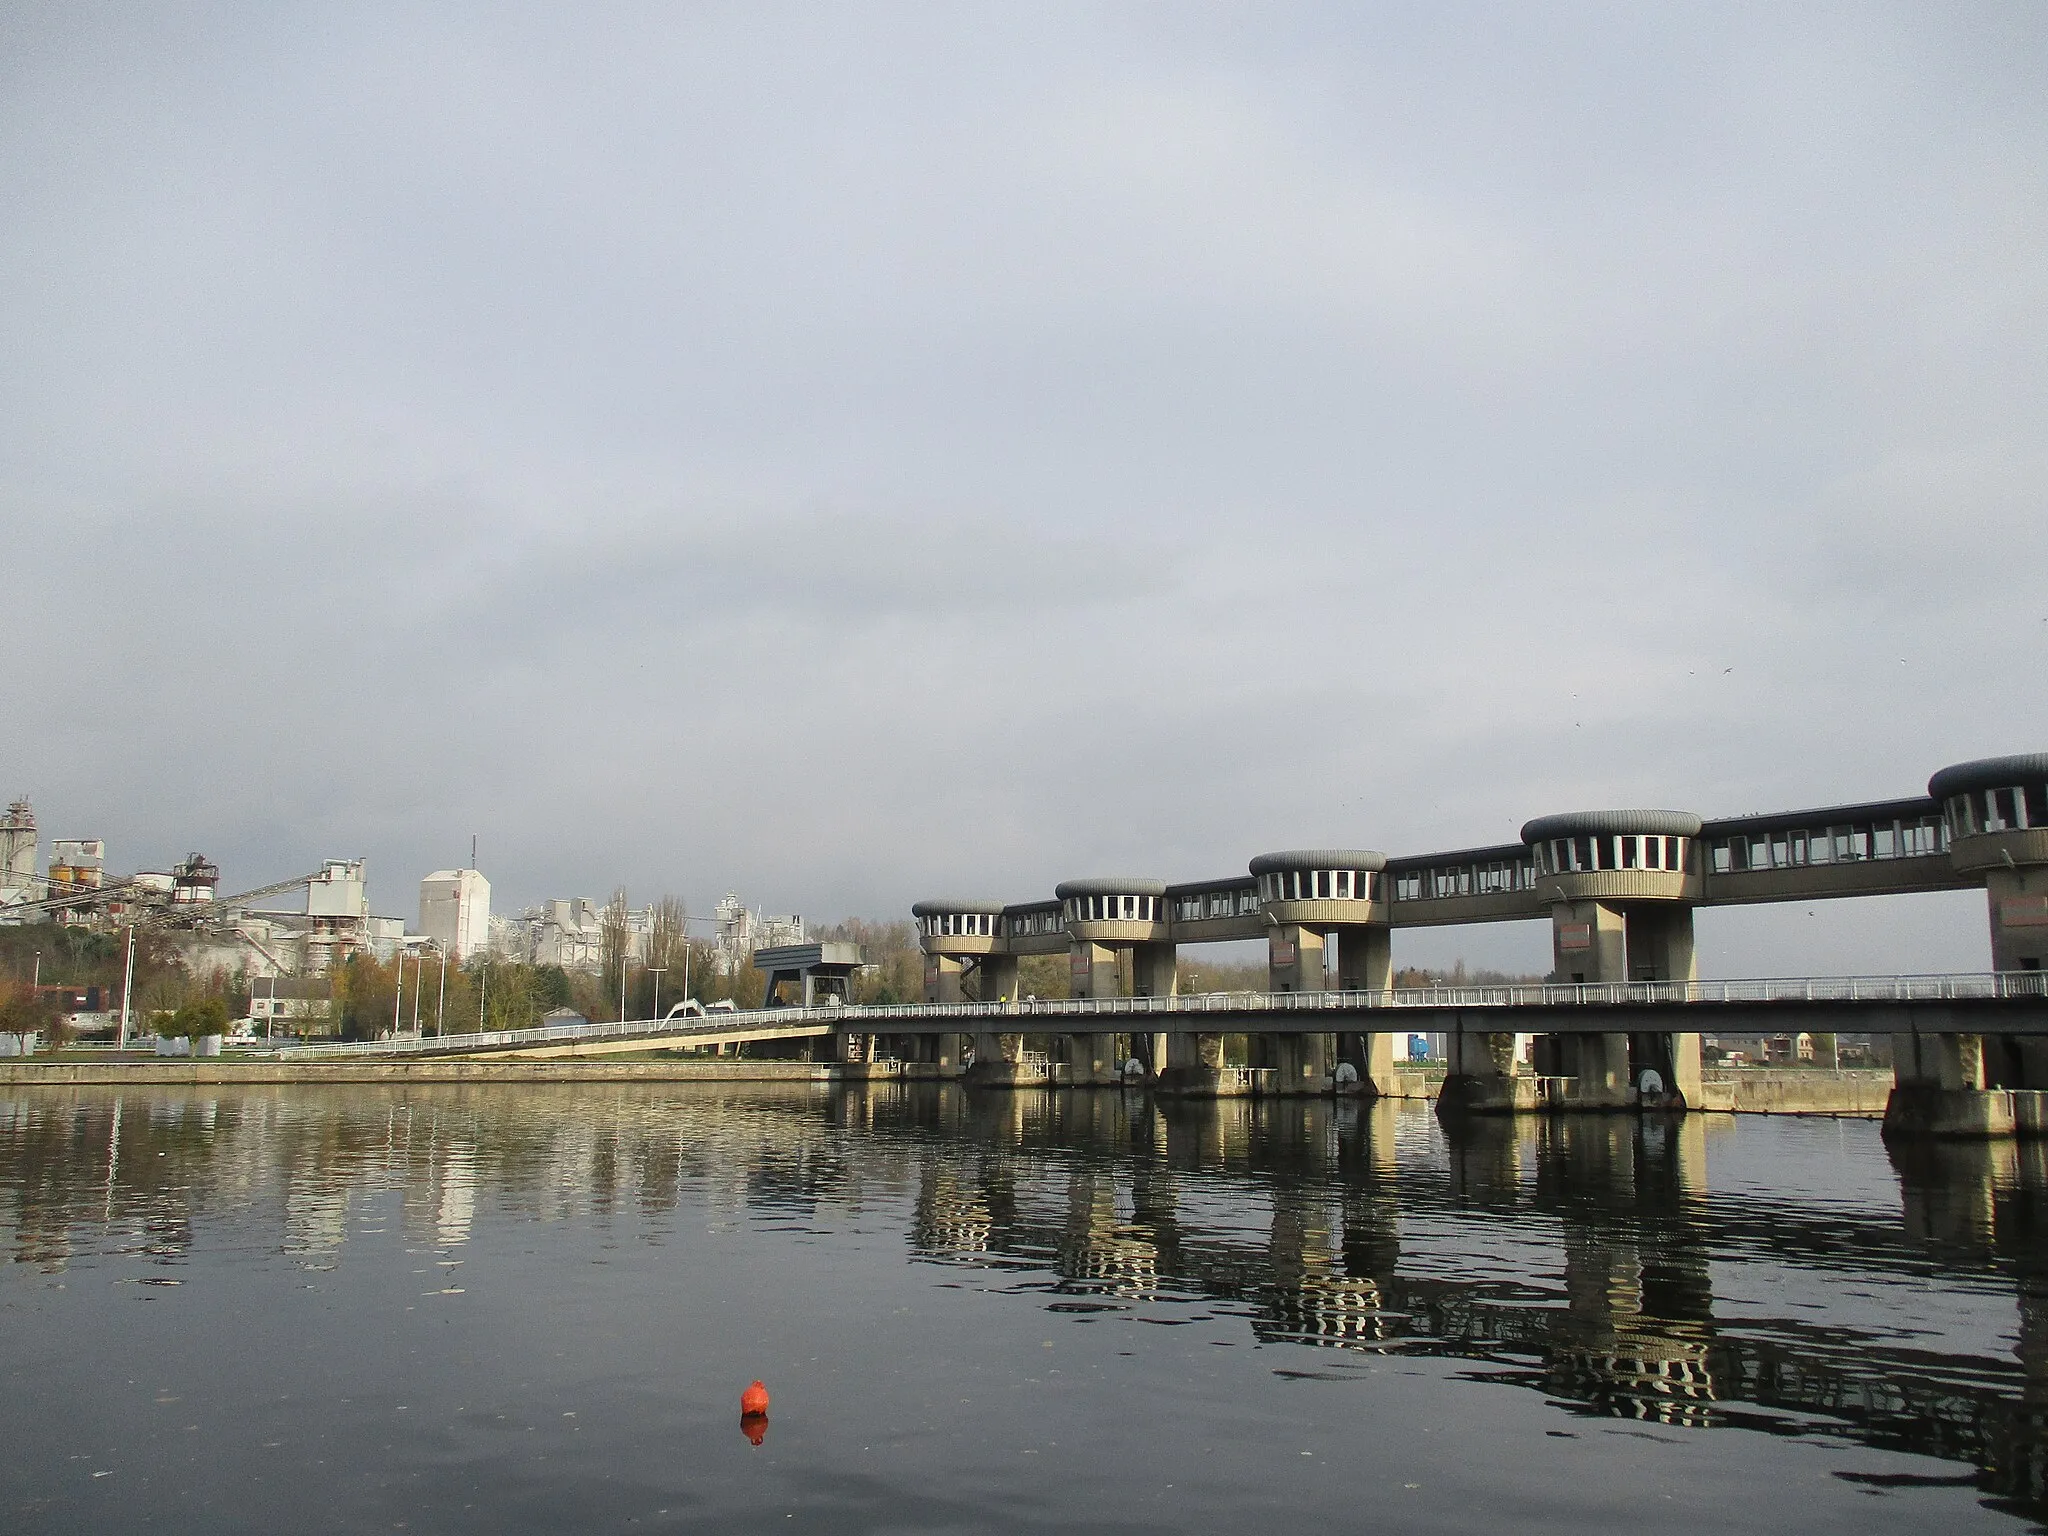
[1127,1145,1184,1280]
[1541,1117,1716,1424]
[285,1178,351,1257]
[1159,1099,1250,1172]
[1263,1182,1391,1348]
[1057,1166,1160,1300]
[1441,1112,1529,1206]
[911,1161,996,1258]
[1893,1137,2048,1507]
[1337,1099,1402,1291]
[436,1143,476,1248]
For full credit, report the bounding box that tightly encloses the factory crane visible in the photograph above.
[6,861,329,927]
[12,855,377,1048]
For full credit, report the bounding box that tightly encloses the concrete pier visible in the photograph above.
[1156,1030,1233,1096]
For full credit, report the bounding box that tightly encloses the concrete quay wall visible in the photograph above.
[0,1061,1889,1116]
[1704,1069,1895,1118]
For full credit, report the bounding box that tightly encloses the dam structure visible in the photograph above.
[911,753,2048,1133]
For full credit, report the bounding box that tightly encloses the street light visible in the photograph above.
[677,912,718,1006]
[117,923,136,1051]
[435,943,448,1038]
[391,947,408,1038]
[648,967,666,1025]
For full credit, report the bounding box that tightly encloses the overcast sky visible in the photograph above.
[3,3,2042,975]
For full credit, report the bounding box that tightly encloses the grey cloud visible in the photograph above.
[2,2,2043,975]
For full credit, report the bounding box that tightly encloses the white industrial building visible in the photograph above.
[419,868,491,962]
[713,893,806,975]
[0,799,39,915]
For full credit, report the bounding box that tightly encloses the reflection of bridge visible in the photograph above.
[907,1097,2048,1508]
[14,1077,2048,1514]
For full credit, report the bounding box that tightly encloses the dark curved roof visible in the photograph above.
[910,897,1008,917]
[1248,849,1387,875]
[1700,797,1938,839]
[1929,754,2048,801]
[1163,874,1256,897]
[1384,843,1528,872]
[1520,809,1703,844]
[1054,877,1167,899]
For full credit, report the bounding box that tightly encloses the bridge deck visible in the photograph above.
[273,973,2048,1060]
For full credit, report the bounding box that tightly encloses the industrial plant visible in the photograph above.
[0,795,803,1041]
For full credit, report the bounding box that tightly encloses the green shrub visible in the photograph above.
[160,997,230,1040]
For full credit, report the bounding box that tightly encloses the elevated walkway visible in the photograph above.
[275,971,2046,1059]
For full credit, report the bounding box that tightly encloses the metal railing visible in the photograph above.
[265,971,2048,1062]
[273,1009,835,1061]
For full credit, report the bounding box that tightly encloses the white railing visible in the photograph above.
[264,971,2048,1061]
[273,1009,835,1061]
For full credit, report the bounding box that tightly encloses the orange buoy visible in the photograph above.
[741,1380,770,1416]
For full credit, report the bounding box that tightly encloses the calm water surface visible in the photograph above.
[4,1085,2048,1533]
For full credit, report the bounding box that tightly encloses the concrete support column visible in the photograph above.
[1069,942,1118,1000]
[1884,1032,2023,1139]
[1893,1032,1987,1091]
[1546,900,1628,1109]
[1066,1033,1117,1085]
[964,1030,1031,1089]
[1552,900,1627,983]
[1625,903,1701,1106]
[1988,869,2048,973]
[979,953,1020,1005]
[923,953,965,1004]
[1134,942,1178,999]
[1336,927,1393,993]
[1269,1032,1336,1094]
[1336,1031,1398,1097]
[1626,905,1698,983]
[1438,1017,1531,1116]
[1330,927,1398,1096]
[1563,1033,1631,1107]
[1448,1028,1520,1081]
[1267,926,1326,992]
[1666,1033,1704,1106]
[1157,1030,1228,1095]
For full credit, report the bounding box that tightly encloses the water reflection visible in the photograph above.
[4,1084,2048,1525]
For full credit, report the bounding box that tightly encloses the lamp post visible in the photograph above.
[435,944,448,1038]
[117,924,136,1050]
[677,913,717,1005]
[391,947,408,1038]
[648,967,666,1025]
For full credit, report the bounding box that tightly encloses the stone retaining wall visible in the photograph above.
[1706,1069,1895,1118]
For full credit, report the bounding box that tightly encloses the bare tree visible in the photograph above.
[599,889,631,1019]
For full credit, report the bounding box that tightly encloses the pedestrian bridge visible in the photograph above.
[274,970,2047,1060]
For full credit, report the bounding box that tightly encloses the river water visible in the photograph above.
[3,1084,2046,1533]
